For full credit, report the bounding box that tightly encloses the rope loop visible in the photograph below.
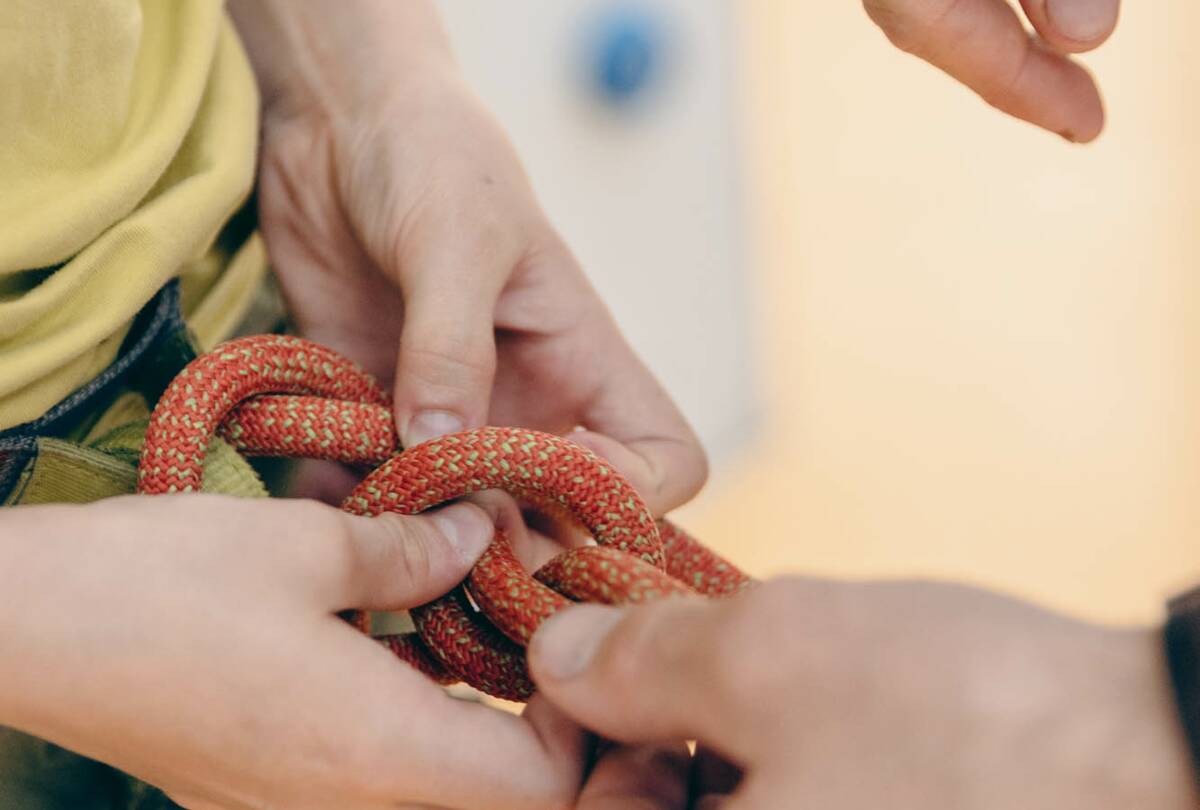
[138,335,749,700]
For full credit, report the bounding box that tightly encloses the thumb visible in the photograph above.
[528,600,756,758]
[330,502,495,611]
[1020,0,1120,51]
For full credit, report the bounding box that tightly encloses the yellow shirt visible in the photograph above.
[0,0,267,430]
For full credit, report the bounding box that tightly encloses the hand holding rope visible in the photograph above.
[137,335,750,701]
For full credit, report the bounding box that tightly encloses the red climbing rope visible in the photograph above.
[137,334,750,700]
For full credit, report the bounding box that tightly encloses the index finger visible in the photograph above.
[866,0,1106,141]
[570,322,709,517]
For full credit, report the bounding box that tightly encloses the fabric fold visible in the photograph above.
[0,0,266,429]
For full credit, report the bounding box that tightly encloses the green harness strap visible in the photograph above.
[4,394,267,507]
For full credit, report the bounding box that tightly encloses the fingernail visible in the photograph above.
[531,605,625,681]
[404,410,464,447]
[1047,0,1116,41]
[430,503,493,564]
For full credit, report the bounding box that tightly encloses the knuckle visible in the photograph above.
[385,516,437,586]
[294,500,347,543]
[288,503,364,582]
[330,512,439,595]
[457,198,518,251]
[224,497,334,558]
[400,184,528,273]
[402,334,496,392]
[863,0,926,55]
[864,0,963,58]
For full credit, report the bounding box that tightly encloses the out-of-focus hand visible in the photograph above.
[864,0,1120,141]
[229,0,706,513]
[530,578,1197,809]
[0,496,584,810]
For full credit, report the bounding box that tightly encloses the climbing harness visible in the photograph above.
[136,334,750,700]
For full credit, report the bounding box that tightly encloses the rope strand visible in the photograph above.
[138,335,750,701]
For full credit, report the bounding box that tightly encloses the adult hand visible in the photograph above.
[530,578,1197,808]
[0,496,583,810]
[228,0,705,514]
[863,0,1120,141]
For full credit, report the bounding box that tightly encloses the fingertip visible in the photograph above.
[529,598,740,751]
[336,503,496,610]
[1061,122,1101,144]
[402,408,466,448]
[428,502,494,566]
[392,303,498,448]
[978,43,1106,146]
[1053,83,1104,144]
[570,430,653,488]
[572,430,708,516]
[1069,86,1106,143]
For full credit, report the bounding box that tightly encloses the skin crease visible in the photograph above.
[530,581,1200,809]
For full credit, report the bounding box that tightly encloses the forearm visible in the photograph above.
[228,0,458,117]
[0,505,80,733]
[0,509,30,727]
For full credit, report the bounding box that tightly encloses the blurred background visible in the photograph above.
[437,0,1200,625]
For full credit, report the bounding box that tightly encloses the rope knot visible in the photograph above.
[138,335,748,700]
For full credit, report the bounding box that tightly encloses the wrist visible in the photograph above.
[1079,628,1196,807]
[974,619,1196,807]
[229,0,459,122]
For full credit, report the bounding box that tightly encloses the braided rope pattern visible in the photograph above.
[137,335,751,700]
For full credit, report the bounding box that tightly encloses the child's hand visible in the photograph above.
[863,0,1120,141]
[0,496,585,810]
[230,0,706,515]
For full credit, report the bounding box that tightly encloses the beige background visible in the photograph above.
[678,0,1200,624]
